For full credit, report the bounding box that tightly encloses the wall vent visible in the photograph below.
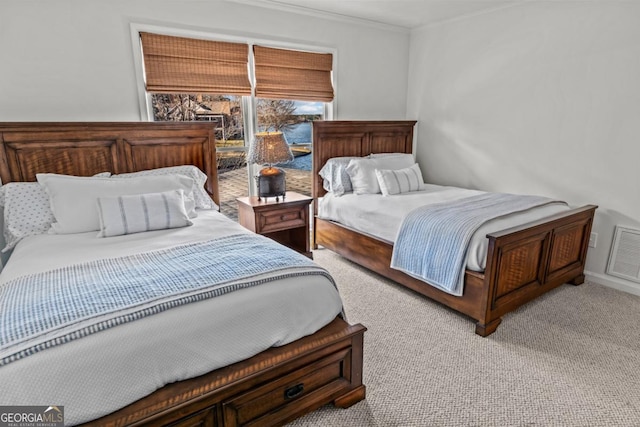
[607,226,640,283]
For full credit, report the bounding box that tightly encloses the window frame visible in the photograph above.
[130,23,336,195]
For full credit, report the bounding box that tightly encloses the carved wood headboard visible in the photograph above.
[311,120,417,202]
[0,122,220,207]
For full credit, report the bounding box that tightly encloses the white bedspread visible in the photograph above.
[318,184,570,271]
[0,210,342,425]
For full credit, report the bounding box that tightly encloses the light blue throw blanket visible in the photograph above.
[0,233,332,366]
[391,193,564,296]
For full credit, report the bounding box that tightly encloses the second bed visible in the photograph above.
[312,120,596,336]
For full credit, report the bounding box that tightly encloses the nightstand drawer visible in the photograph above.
[257,206,306,233]
[236,192,312,257]
[222,348,351,426]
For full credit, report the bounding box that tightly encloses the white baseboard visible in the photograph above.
[584,270,640,296]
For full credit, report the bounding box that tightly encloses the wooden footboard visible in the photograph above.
[315,205,596,336]
[82,317,366,426]
[479,204,597,335]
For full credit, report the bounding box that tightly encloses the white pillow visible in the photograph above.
[318,156,363,196]
[2,182,56,252]
[369,152,408,158]
[112,166,217,210]
[1,172,112,251]
[346,154,415,194]
[97,189,193,237]
[0,171,110,209]
[376,163,426,196]
[37,173,196,234]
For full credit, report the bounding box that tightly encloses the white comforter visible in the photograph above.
[0,210,342,425]
[318,184,570,271]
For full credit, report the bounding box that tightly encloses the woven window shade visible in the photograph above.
[140,32,251,95]
[254,46,334,102]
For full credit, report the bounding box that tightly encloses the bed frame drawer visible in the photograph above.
[168,407,216,427]
[222,348,352,427]
[80,318,365,427]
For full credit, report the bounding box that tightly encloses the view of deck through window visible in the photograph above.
[151,94,322,219]
[256,98,323,198]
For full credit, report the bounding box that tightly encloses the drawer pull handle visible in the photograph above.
[284,383,304,400]
[281,213,295,221]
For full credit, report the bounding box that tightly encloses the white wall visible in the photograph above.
[407,1,640,294]
[3,0,638,294]
[0,0,409,121]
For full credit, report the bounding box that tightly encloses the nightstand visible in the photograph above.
[236,191,313,258]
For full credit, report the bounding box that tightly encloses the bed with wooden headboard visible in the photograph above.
[0,122,365,426]
[312,120,597,337]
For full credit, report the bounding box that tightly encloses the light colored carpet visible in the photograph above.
[289,248,640,427]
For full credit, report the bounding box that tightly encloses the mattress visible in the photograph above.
[0,210,342,425]
[317,184,570,271]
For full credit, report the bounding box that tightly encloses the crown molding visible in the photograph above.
[411,0,529,32]
[222,0,410,33]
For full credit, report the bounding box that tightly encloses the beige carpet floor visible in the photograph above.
[289,248,640,427]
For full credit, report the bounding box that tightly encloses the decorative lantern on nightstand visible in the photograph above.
[247,131,294,202]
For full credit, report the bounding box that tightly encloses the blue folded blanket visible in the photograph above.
[0,233,331,366]
[391,193,564,296]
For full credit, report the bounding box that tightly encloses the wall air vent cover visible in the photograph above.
[607,226,640,283]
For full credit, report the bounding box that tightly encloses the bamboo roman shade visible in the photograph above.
[253,46,334,102]
[140,32,251,95]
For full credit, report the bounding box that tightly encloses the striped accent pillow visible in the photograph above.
[96,189,193,237]
[375,163,426,196]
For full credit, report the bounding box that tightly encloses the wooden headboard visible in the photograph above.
[0,122,220,206]
[311,120,417,201]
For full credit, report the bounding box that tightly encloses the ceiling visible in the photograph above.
[234,0,524,29]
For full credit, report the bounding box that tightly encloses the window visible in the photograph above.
[256,98,323,195]
[150,93,245,168]
[253,46,334,102]
[149,93,248,217]
[138,31,334,219]
[139,32,251,95]
[252,45,333,200]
